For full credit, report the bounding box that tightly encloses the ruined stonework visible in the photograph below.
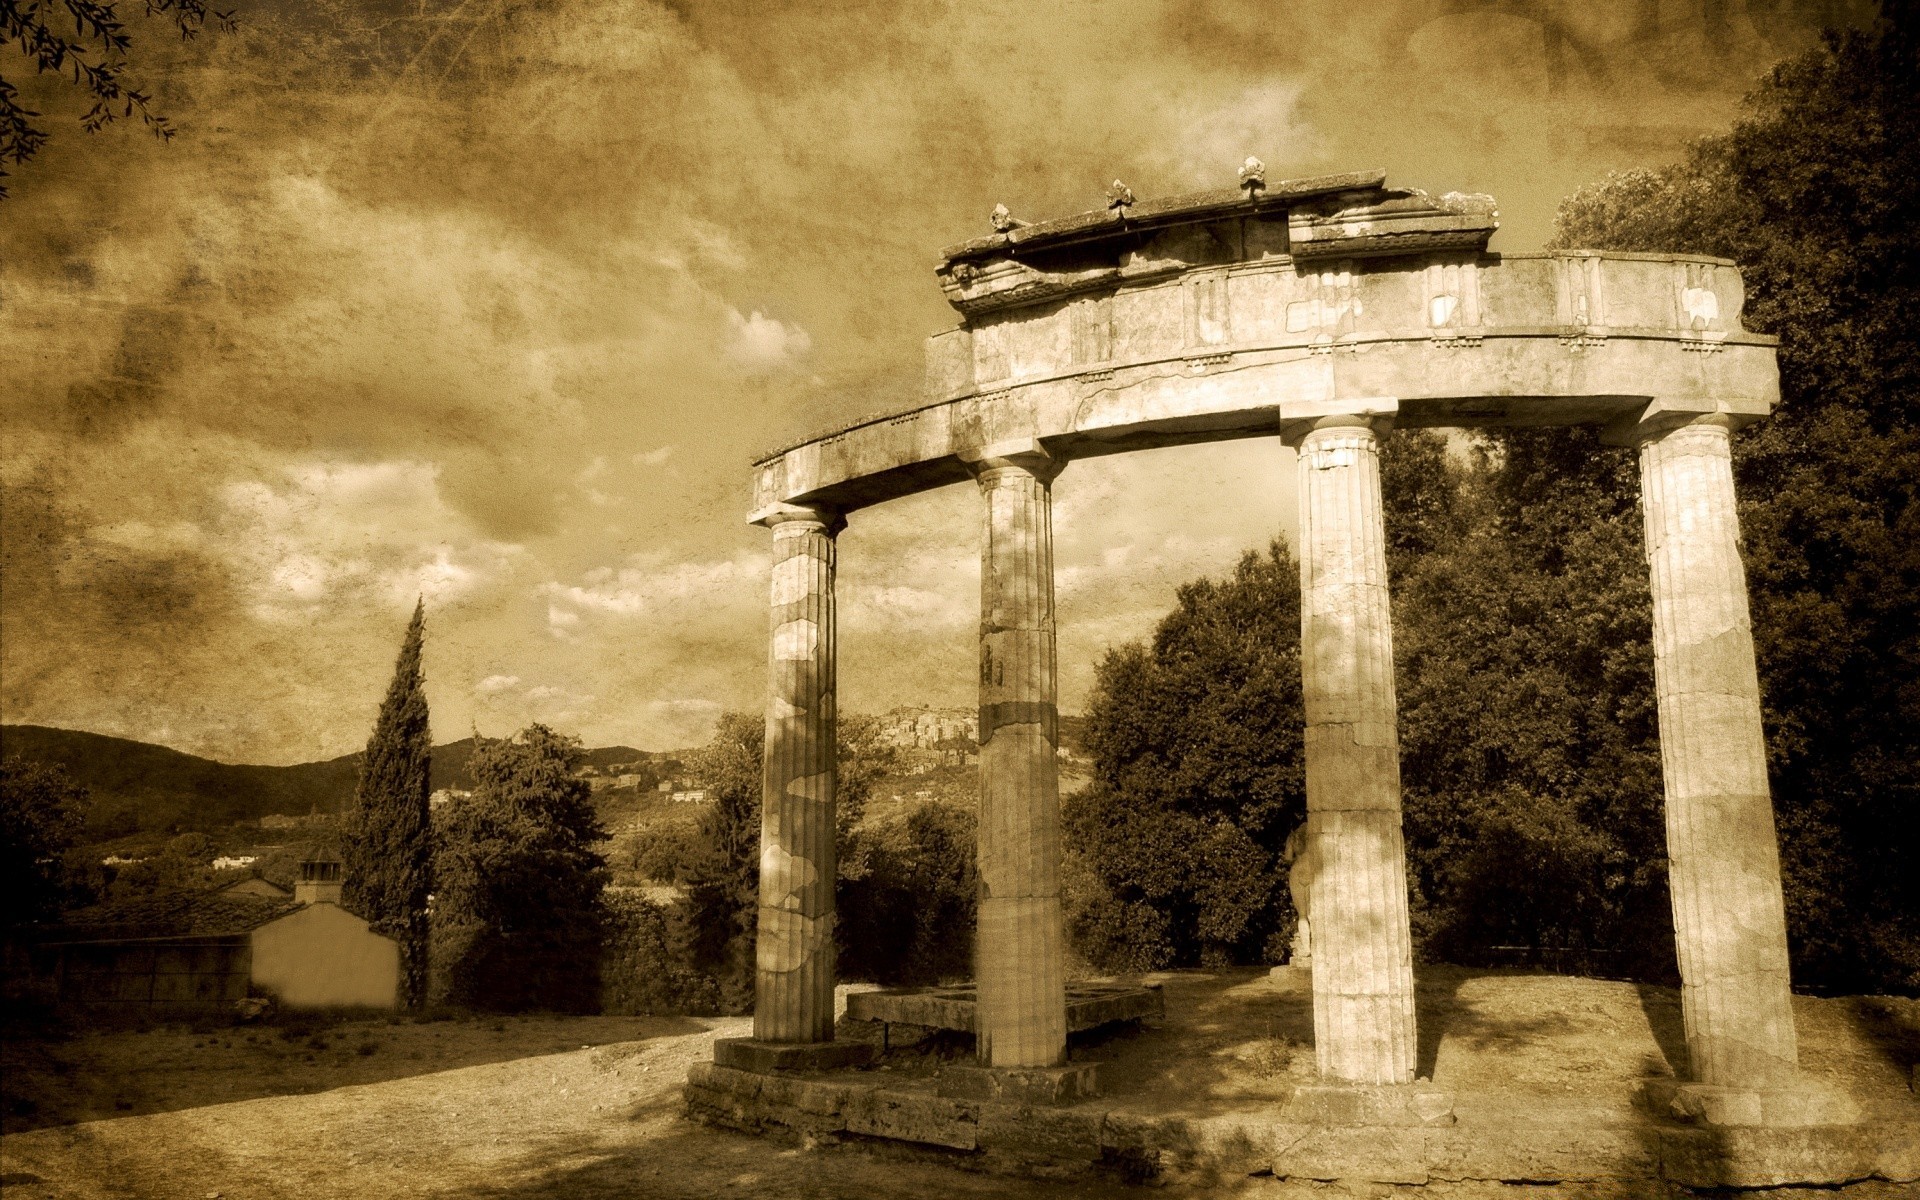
[967,443,1068,1069]
[1636,417,1798,1087]
[729,169,1841,1154]
[753,504,843,1044]
[1288,416,1417,1085]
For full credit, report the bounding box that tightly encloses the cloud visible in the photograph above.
[215,460,524,622]
[724,309,813,375]
[0,0,1848,760]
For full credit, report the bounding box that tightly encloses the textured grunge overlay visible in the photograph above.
[0,0,1865,763]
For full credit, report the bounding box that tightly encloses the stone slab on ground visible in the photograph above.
[935,1062,1100,1104]
[1272,1124,1429,1185]
[1282,1082,1456,1127]
[843,1088,980,1150]
[1656,1125,1892,1189]
[711,1036,874,1073]
[684,1061,1920,1189]
[1641,1077,1863,1126]
[842,983,1164,1038]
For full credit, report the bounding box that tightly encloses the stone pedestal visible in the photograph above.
[1637,418,1800,1094]
[751,503,845,1046]
[968,442,1068,1069]
[714,1036,874,1073]
[1288,416,1418,1085]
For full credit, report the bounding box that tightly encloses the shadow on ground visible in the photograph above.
[0,1010,708,1134]
[440,1123,1146,1200]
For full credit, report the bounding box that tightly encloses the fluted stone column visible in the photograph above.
[1638,416,1799,1089]
[1289,416,1418,1085]
[753,503,844,1045]
[969,443,1068,1069]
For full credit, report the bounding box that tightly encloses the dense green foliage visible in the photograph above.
[839,798,977,985]
[1064,541,1306,970]
[678,712,764,1014]
[1550,18,1919,992]
[431,724,608,1011]
[0,755,90,923]
[342,601,433,1008]
[598,889,722,1016]
[1389,429,1675,978]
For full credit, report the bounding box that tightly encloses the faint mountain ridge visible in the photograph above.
[0,725,646,835]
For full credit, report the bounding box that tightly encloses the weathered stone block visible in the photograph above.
[1879,1119,1920,1182]
[1272,1123,1428,1185]
[712,1037,874,1073]
[936,1062,1099,1105]
[843,1088,979,1150]
[1423,1124,1657,1182]
[1657,1125,1880,1189]
[1283,1082,1456,1127]
[976,1104,1104,1162]
[842,983,1163,1040]
[1100,1110,1197,1172]
[845,988,976,1031]
[756,1073,847,1117]
[1642,1079,1860,1127]
[1177,1114,1283,1178]
[833,1014,888,1046]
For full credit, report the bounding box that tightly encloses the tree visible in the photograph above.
[342,600,433,1009]
[678,710,903,1010]
[679,712,762,1013]
[1064,540,1306,970]
[1551,14,1920,992]
[1389,429,1674,978]
[0,755,89,923]
[431,724,608,1012]
[838,798,976,986]
[1,0,234,198]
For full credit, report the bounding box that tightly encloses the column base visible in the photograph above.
[713,1037,874,1073]
[1641,1079,1861,1127]
[935,1062,1099,1105]
[1283,1082,1457,1127]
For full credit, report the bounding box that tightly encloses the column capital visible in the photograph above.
[1601,396,1771,447]
[1278,399,1397,448]
[748,501,846,536]
[961,438,1065,485]
[1281,412,1394,451]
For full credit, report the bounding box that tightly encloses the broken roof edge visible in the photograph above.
[938,169,1390,264]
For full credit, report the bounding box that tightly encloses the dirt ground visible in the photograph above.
[3,970,1917,1200]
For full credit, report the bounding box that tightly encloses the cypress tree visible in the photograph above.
[344,599,433,1008]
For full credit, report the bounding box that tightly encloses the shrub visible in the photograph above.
[599,890,720,1015]
[838,799,976,985]
[1064,542,1305,971]
[431,725,607,1012]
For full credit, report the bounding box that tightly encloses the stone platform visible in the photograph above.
[683,1061,1916,1188]
[841,982,1163,1047]
[682,968,1920,1190]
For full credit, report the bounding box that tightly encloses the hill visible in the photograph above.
[0,726,646,837]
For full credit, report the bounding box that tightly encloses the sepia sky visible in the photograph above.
[0,0,1869,764]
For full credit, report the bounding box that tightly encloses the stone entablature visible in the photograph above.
[753,189,1774,517]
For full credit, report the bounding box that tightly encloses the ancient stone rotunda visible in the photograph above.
[686,164,1889,1186]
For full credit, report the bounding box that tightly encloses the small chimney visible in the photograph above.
[295,858,343,905]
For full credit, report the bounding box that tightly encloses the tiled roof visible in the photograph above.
[53,891,304,939]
